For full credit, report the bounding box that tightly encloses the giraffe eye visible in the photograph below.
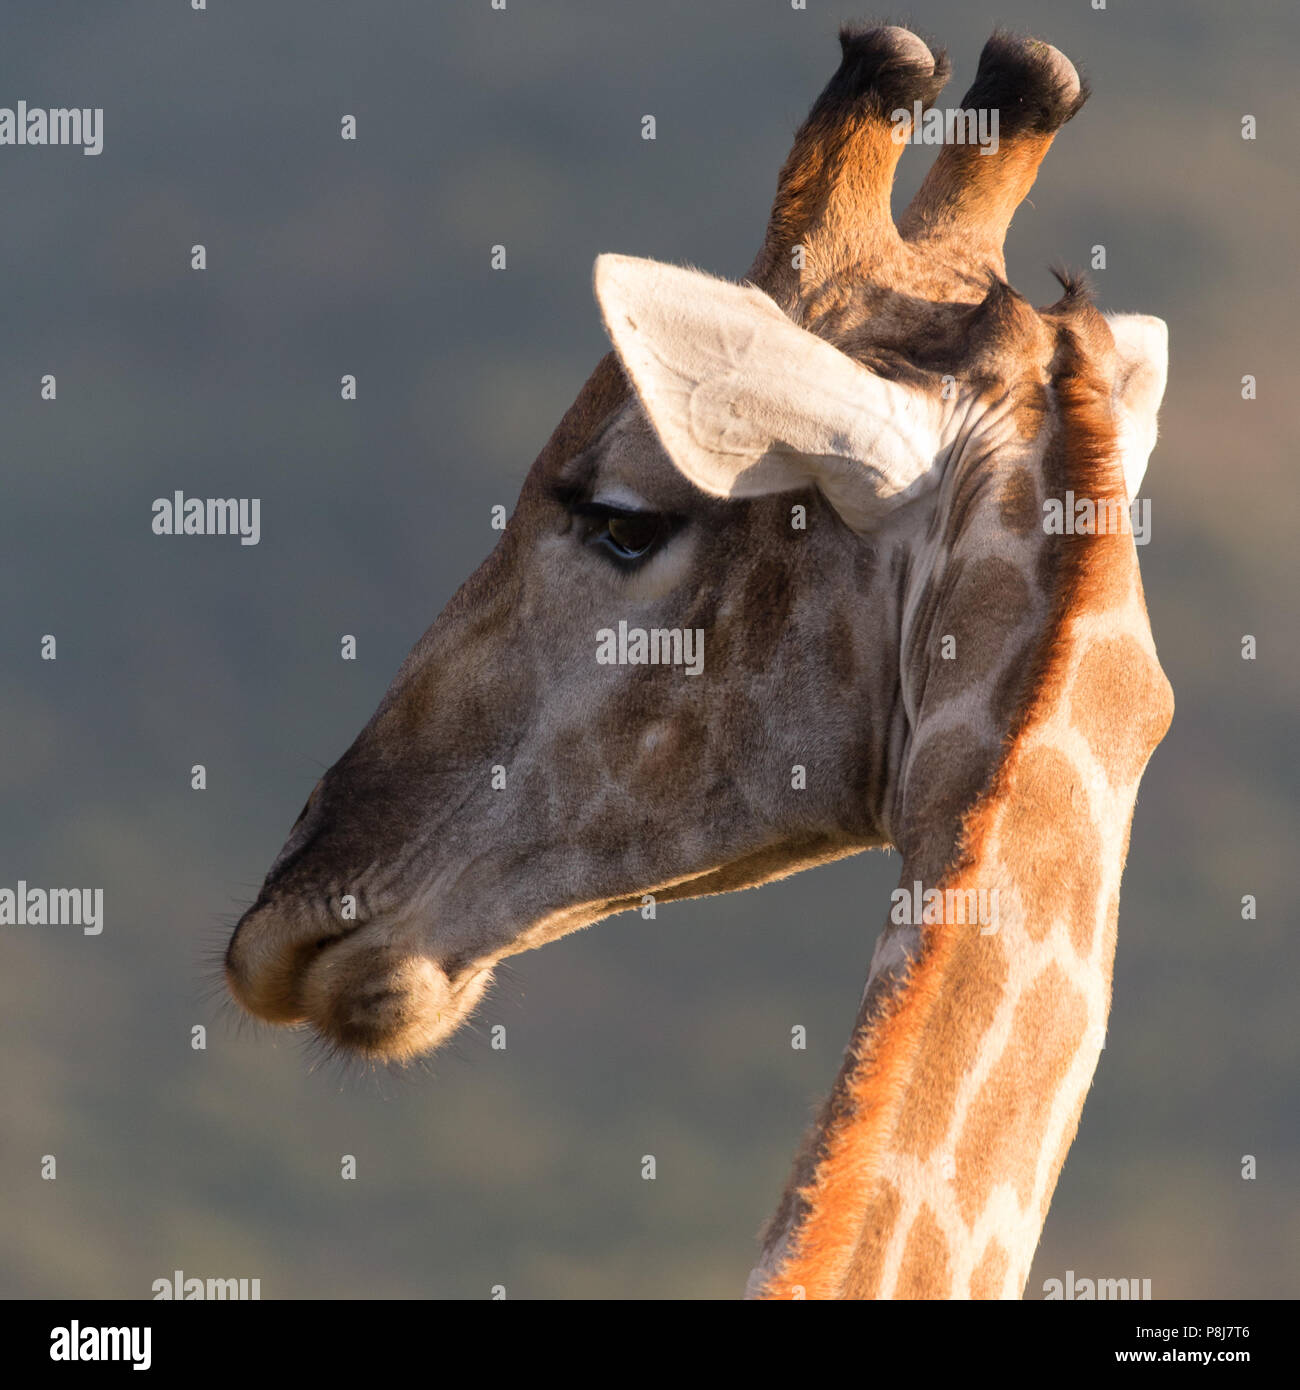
[571,503,678,566]
[604,512,664,558]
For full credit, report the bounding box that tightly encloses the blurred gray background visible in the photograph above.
[1,0,1296,1298]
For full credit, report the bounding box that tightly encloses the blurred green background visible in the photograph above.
[1,0,1296,1298]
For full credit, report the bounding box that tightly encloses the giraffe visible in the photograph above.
[224,25,1172,1299]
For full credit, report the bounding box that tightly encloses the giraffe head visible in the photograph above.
[226,22,1169,1130]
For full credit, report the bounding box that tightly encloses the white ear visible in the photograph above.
[1105,313,1168,499]
[593,254,946,531]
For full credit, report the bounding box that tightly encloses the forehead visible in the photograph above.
[835,280,1063,382]
[554,399,718,512]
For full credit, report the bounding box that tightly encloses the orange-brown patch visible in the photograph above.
[840,1180,902,1299]
[970,1238,1010,1299]
[953,964,1089,1224]
[894,1204,952,1299]
[998,745,1100,948]
[895,930,1009,1160]
[1069,634,1174,787]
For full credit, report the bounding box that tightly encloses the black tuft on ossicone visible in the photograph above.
[811,23,951,121]
[961,29,1090,137]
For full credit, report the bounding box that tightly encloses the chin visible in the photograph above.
[298,942,494,1064]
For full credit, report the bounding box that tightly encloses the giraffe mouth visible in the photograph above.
[226,905,494,1063]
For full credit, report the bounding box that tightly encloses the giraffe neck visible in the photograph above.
[752,358,1173,1300]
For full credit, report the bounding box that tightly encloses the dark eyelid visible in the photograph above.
[569,500,656,520]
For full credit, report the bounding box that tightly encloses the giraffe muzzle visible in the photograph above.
[226,902,494,1062]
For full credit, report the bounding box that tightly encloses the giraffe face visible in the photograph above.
[223,353,913,1062]
[223,262,1167,1067]
[224,25,1169,1081]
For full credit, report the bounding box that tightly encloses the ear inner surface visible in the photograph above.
[1104,312,1169,497]
[594,253,945,529]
